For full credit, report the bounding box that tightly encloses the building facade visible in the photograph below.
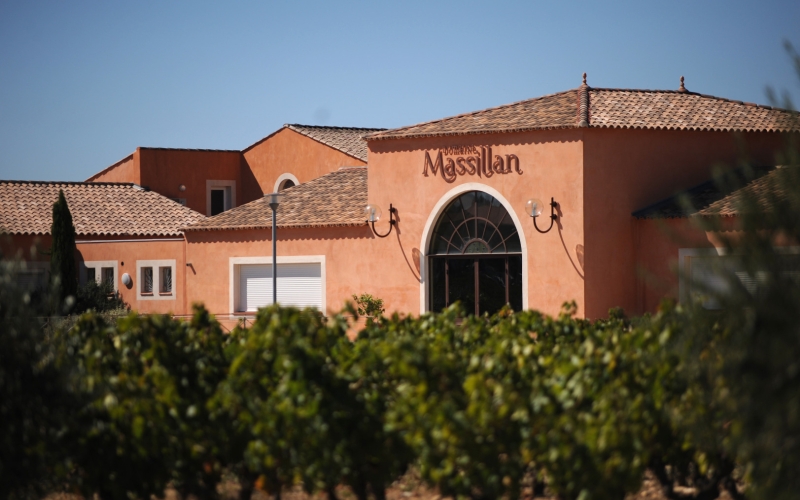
[2,78,798,324]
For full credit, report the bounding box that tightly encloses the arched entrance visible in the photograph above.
[428,190,523,315]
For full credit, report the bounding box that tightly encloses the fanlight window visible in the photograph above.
[429,191,521,255]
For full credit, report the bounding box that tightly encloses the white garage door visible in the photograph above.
[238,263,322,312]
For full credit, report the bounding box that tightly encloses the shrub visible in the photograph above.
[212,305,404,500]
[58,305,231,500]
[352,293,385,321]
[0,258,74,500]
[74,279,127,314]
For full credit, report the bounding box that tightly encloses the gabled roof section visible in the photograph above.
[0,181,205,236]
[633,167,776,219]
[244,124,385,162]
[185,167,367,231]
[285,125,385,162]
[366,90,580,140]
[366,82,800,141]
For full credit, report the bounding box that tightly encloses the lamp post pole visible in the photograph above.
[266,193,283,305]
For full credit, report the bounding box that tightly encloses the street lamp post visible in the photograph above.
[265,192,283,305]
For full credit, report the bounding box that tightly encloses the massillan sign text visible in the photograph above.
[423,146,522,183]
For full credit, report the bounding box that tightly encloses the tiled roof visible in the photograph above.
[0,181,204,236]
[185,167,367,231]
[285,125,385,161]
[698,167,798,217]
[366,83,799,140]
[632,167,776,219]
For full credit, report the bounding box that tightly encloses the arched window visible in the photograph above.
[429,191,523,315]
[273,173,299,193]
[429,191,521,255]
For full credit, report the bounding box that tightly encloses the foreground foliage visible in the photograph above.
[4,136,800,499]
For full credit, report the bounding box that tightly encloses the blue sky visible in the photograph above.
[1,0,798,181]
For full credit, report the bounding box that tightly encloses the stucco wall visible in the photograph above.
[1,234,50,262]
[87,154,138,184]
[135,148,244,215]
[582,128,790,318]
[184,226,389,318]
[633,217,714,313]
[75,237,187,315]
[2,234,187,315]
[242,128,368,204]
[366,130,586,318]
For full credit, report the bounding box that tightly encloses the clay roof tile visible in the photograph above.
[0,181,204,236]
[184,167,367,231]
[366,87,800,141]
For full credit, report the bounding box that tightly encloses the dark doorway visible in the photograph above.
[210,189,225,216]
[431,255,522,316]
[428,191,523,315]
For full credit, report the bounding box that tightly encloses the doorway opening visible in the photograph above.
[428,190,523,315]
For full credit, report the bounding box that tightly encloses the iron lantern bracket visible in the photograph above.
[368,204,397,238]
[532,197,558,234]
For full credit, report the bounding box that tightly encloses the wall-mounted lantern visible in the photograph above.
[365,203,396,238]
[525,197,558,233]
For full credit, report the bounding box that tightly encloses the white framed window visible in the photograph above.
[679,247,800,308]
[273,173,299,193]
[136,259,176,300]
[206,180,236,216]
[80,260,118,291]
[229,256,326,314]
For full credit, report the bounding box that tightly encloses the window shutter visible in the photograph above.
[238,263,322,312]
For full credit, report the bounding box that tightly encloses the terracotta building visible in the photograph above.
[2,77,798,323]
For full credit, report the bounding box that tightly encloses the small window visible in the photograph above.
[141,267,153,295]
[101,267,114,285]
[137,259,176,301]
[207,180,236,216]
[279,179,295,191]
[82,261,118,290]
[159,267,172,294]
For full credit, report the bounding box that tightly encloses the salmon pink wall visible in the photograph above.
[2,234,187,315]
[367,130,586,318]
[184,226,394,319]
[1,234,50,262]
[87,154,137,183]
[87,128,366,217]
[583,129,790,318]
[136,148,243,215]
[88,148,244,215]
[633,217,714,313]
[242,128,367,203]
[75,237,187,315]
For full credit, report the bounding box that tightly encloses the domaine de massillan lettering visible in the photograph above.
[422,146,522,183]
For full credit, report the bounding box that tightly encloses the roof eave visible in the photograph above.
[182,222,368,232]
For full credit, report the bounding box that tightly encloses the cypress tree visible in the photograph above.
[50,189,77,307]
